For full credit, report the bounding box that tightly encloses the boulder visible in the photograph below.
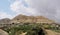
[0,29,9,35]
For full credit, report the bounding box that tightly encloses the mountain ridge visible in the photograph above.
[0,14,56,24]
[12,14,55,24]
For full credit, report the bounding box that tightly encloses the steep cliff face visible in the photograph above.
[12,14,55,24]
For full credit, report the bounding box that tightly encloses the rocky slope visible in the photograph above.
[12,14,55,24]
[0,14,55,24]
[0,18,11,24]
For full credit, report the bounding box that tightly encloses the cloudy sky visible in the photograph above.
[0,0,60,22]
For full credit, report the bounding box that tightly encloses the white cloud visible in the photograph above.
[10,0,41,16]
[0,12,12,19]
[10,0,22,12]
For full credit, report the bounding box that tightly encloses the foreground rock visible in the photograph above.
[0,29,9,35]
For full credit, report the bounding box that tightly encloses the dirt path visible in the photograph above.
[46,30,60,35]
[20,32,27,35]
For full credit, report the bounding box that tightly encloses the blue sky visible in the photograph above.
[0,0,11,14]
[0,0,15,19]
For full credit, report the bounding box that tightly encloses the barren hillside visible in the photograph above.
[12,14,55,24]
[0,18,11,24]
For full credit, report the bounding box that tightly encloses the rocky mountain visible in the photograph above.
[12,14,55,24]
[0,18,11,24]
[0,14,55,24]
